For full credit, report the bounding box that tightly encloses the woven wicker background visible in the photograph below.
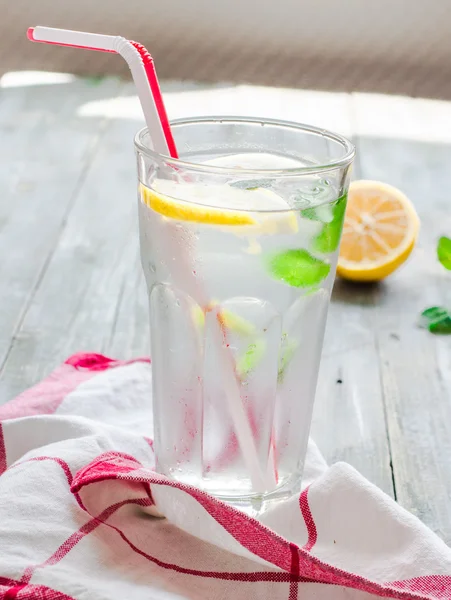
[2,0,451,99]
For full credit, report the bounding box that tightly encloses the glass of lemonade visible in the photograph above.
[135,117,354,507]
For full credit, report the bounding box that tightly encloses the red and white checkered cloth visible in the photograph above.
[0,353,450,600]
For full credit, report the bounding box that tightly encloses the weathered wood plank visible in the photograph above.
[0,84,142,401]
[314,280,395,495]
[0,76,122,385]
[105,234,150,360]
[353,92,451,542]
[312,158,395,495]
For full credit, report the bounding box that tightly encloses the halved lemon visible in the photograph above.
[140,180,298,234]
[337,180,419,282]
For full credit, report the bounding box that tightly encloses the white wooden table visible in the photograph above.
[1,72,451,543]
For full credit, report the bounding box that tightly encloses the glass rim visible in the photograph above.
[134,116,355,177]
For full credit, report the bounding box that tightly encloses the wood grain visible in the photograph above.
[312,146,394,495]
[0,77,121,380]
[313,280,395,495]
[0,83,143,401]
[355,129,451,543]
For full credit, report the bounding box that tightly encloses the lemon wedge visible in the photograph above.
[337,180,419,282]
[140,181,298,234]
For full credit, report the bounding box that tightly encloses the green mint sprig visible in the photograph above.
[311,193,348,254]
[265,249,330,288]
[420,307,451,334]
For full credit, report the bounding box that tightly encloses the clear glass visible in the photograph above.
[135,117,354,508]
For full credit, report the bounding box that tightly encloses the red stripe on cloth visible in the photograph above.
[3,583,23,599]
[71,451,448,600]
[10,456,73,487]
[288,544,300,600]
[0,363,95,421]
[9,469,309,587]
[0,423,7,476]
[108,525,312,583]
[76,505,313,584]
[71,453,295,572]
[299,486,318,552]
[8,455,86,511]
[389,576,451,599]
[20,497,153,584]
[0,353,150,421]
[0,576,75,599]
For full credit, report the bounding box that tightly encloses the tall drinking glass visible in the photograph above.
[135,117,354,505]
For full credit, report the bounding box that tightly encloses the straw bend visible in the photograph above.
[27,25,171,156]
[113,38,169,154]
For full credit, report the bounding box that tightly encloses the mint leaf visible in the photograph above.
[420,306,451,334]
[437,237,451,270]
[422,307,448,319]
[311,193,348,254]
[266,249,330,287]
[430,318,451,333]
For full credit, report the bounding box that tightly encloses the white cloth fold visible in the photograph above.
[0,353,450,600]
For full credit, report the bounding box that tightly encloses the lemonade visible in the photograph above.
[136,119,354,502]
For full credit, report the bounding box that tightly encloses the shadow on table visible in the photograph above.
[331,278,388,307]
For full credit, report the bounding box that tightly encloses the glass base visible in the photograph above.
[215,474,302,517]
[165,470,303,517]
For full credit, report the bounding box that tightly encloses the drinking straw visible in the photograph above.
[27,26,177,157]
[28,26,273,493]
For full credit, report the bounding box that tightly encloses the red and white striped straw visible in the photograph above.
[27,26,178,158]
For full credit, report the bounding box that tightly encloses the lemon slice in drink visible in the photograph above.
[337,180,419,282]
[140,180,298,233]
